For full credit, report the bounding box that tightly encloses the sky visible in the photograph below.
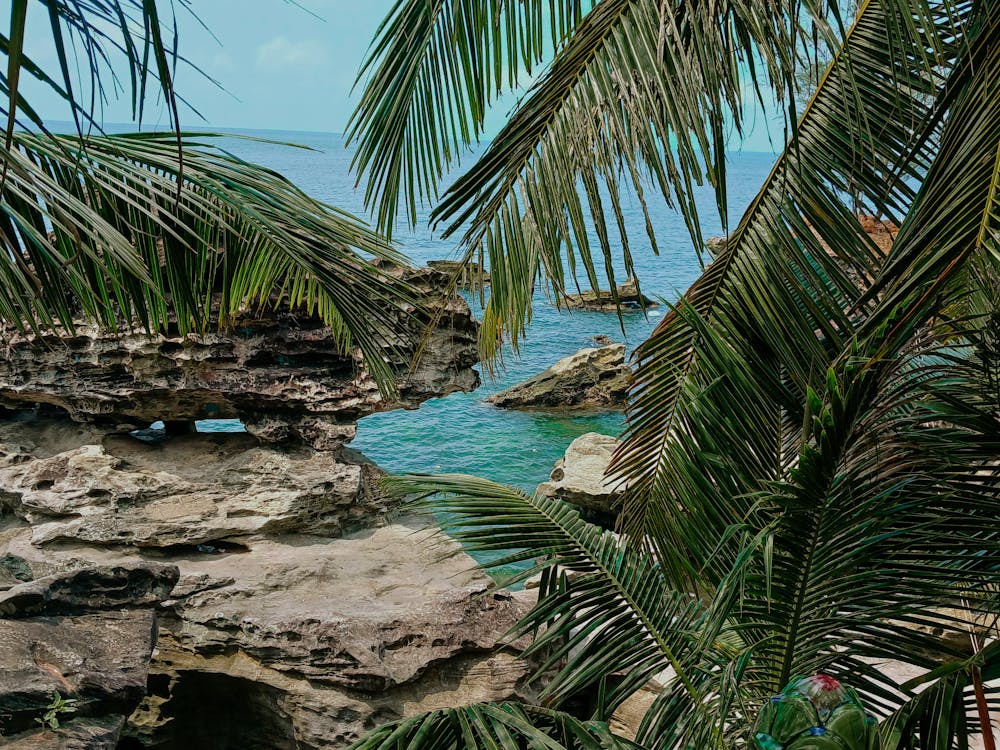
[14,0,397,132]
[8,0,782,150]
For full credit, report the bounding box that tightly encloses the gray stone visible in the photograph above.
[0,423,391,547]
[536,433,625,519]
[2,715,126,749]
[705,235,728,256]
[0,611,156,737]
[486,345,631,409]
[563,278,658,311]
[0,563,178,618]
[0,266,479,450]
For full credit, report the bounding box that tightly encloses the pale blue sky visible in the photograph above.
[10,0,782,150]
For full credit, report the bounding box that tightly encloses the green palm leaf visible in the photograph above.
[0,131,420,392]
[612,0,968,545]
[347,0,589,236]
[352,702,640,750]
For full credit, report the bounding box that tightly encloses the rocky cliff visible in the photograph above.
[0,269,538,748]
[0,266,479,451]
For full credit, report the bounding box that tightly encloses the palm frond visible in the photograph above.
[881,641,1000,750]
[351,0,844,361]
[347,0,590,236]
[613,0,967,542]
[351,702,640,750]
[384,474,727,734]
[0,131,420,392]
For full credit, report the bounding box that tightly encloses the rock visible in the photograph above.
[0,563,179,618]
[2,715,126,749]
[0,422,391,547]
[705,235,728,256]
[563,279,658,311]
[486,345,631,409]
[536,433,625,524]
[0,611,157,737]
[0,266,480,450]
[427,259,490,288]
[591,334,615,346]
[2,516,536,749]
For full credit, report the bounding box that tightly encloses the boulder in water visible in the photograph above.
[563,278,658,311]
[536,433,625,525]
[486,344,630,409]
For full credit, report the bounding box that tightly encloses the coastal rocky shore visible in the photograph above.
[486,344,631,410]
[0,268,535,749]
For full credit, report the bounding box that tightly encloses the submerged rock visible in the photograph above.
[536,432,625,526]
[486,344,631,409]
[563,278,658,311]
[0,266,479,451]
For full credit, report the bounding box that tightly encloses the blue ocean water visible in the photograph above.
[196,130,776,493]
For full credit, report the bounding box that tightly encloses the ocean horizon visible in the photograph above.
[62,123,777,493]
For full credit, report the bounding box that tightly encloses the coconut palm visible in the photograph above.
[347,0,1000,746]
[1,0,420,390]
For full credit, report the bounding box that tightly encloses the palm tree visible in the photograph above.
[1,1,421,390]
[346,0,1000,747]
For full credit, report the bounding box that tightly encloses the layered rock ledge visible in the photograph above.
[0,266,479,450]
[0,418,535,749]
[486,344,631,410]
[563,279,658,311]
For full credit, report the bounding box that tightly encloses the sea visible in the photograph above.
[187,129,776,493]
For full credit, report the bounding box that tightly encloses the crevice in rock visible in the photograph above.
[156,540,251,556]
[126,672,298,750]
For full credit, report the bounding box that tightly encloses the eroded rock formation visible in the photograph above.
[0,418,535,749]
[0,266,479,450]
[536,432,624,527]
[0,265,539,747]
[486,344,631,409]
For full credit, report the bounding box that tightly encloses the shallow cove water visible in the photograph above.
[193,130,776,493]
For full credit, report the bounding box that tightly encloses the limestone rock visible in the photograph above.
[3,517,536,749]
[486,345,631,409]
[2,715,126,749]
[536,433,625,523]
[427,259,490,288]
[0,266,480,450]
[0,422,390,547]
[0,563,178,617]
[563,279,658,311]
[0,416,536,748]
[0,610,157,737]
[705,235,728,256]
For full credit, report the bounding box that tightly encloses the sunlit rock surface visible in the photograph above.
[486,344,631,410]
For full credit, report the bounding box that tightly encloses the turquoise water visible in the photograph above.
[195,130,776,493]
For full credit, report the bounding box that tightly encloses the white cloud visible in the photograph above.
[255,36,328,71]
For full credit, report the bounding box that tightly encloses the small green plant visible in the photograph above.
[34,691,77,731]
